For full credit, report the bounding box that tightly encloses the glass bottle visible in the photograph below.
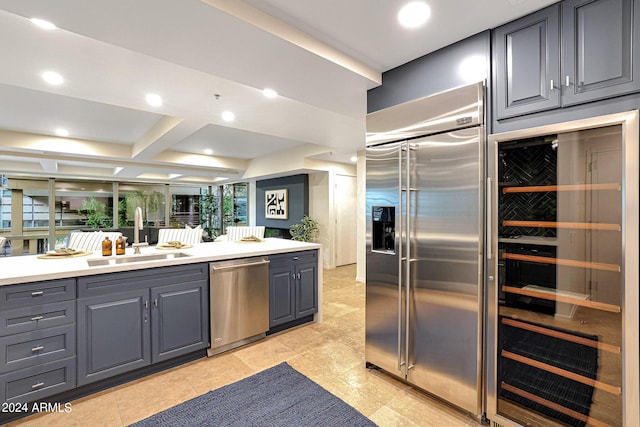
[115,235,126,255]
[101,236,112,256]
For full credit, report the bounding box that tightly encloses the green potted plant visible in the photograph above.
[289,216,319,242]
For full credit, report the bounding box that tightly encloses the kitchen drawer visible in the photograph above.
[0,279,76,309]
[269,250,317,266]
[0,357,76,403]
[0,300,75,337]
[0,324,75,374]
[78,263,208,297]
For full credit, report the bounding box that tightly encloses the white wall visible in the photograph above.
[305,159,358,270]
[356,151,366,282]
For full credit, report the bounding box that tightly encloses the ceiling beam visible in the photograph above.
[131,115,184,159]
[201,0,381,85]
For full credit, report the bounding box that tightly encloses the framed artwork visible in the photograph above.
[265,189,288,219]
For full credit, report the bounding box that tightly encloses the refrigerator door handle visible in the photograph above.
[404,143,413,377]
[487,177,493,259]
[398,143,406,371]
[398,256,406,370]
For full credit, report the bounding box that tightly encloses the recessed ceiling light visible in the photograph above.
[204,148,214,155]
[55,128,69,137]
[398,2,431,28]
[263,88,278,98]
[222,111,235,122]
[350,156,358,163]
[42,71,64,85]
[145,93,163,107]
[30,18,57,30]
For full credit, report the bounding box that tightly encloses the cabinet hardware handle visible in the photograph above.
[31,345,45,352]
[144,300,149,309]
[32,382,45,389]
[550,79,554,90]
[565,75,570,86]
[31,291,44,297]
[31,315,44,321]
[293,256,299,260]
[154,298,158,307]
[291,273,296,279]
[487,177,493,259]
[297,272,301,279]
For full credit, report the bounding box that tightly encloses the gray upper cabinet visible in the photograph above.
[494,0,639,120]
[561,0,639,106]
[493,4,561,119]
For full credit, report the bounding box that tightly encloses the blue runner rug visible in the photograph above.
[129,362,377,427]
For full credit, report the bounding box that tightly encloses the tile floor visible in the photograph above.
[7,265,484,427]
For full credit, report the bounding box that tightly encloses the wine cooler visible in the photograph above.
[487,111,639,427]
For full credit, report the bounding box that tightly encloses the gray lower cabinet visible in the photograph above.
[493,0,639,119]
[269,250,318,328]
[0,278,77,403]
[77,264,208,386]
[76,288,151,386]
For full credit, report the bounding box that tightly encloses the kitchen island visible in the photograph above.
[0,238,322,289]
[0,238,321,418]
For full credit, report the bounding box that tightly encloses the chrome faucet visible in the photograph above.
[132,206,148,254]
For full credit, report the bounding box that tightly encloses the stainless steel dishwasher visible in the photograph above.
[207,256,270,356]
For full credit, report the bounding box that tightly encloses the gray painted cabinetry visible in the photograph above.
[0,279,77,403]
[493,0,639,120]
[77,263,208,386]
[269,250,318,328]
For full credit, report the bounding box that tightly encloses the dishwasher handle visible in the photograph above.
[210,259,270,271]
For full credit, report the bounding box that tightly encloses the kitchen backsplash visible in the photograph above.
[498,137,557,238]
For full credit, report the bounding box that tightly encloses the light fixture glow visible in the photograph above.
[458,55,487,83]
[222,111,235,122]
[145,93,163,107]
[398,2,431,28]
[30,18,57,30]
[204,148,214,155]
[55,128,69,137]
[263,88,278,98]
[350,156,358,163]
[42,71,64,85]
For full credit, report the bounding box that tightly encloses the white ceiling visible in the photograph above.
[0,0,557,185]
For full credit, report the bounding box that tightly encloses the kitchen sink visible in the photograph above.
[87,252,191,267]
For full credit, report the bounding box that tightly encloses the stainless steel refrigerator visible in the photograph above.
[365,82,485,417]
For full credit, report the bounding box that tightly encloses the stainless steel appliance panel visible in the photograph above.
[407,128,484,413]
[365,142,404,376]
[208,257,269,356]
[366,81,485,419]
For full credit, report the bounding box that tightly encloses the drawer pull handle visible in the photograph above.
[31,316,44,321]
[31,382,45,389]
[31,345,45,352]
[293,256,299,260]
[31,291,44,297]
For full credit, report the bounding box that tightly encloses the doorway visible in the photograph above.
[335,174,357,266]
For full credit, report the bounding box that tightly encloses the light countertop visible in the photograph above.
[0,238,322,287]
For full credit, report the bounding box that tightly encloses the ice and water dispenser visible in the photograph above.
[371,206,395,253]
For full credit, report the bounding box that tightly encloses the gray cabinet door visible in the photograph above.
[269,262,295,327]
[561,0,639,105]
[151,281,209,363]
[295,260,318,319]
[77,289,150,386]
[493,4,560,119]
